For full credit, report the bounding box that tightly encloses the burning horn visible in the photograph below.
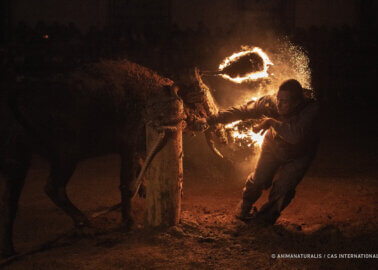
[205,129,224,158]
[194,67,226,159]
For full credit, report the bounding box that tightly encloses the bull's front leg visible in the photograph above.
[119,147,135,230]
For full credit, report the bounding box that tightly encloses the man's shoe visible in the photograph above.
[235,212,256,223]
[252,212,277,226]
[235,201,257,223]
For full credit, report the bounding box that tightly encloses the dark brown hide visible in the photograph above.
[0,59,173,258]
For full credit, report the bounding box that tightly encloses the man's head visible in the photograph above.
[276,79,304,116]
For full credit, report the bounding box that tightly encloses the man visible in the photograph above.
[199,79,319,225]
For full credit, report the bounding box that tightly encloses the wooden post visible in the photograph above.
[144,87,184,227]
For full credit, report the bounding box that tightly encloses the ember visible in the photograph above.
[225,120,267,148]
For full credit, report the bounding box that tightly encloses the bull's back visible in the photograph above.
[10,60,172,159]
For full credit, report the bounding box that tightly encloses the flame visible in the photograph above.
[225,120,267,148]
[219,43,311,149]
[223,92,272,148]
[219,47,273,83]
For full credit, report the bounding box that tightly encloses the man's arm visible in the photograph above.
[207,95,276,125]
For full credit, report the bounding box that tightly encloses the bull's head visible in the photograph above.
[178,68,228,158]
[129,69,228,199]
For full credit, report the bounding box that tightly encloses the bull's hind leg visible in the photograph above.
[119,150,135,229]
[0,156,30,258]
[44,160,90,228]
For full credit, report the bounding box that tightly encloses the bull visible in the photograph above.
[0,59,225,258]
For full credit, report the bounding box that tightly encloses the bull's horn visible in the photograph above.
[205,129,224,159]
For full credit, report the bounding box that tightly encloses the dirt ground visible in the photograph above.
[1,121,377,270]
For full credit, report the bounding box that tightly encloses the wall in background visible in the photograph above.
[11,0,109,32]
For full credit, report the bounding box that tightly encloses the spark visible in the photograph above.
[225,120,267,148]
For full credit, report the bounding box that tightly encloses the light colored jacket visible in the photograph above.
[209,95,320,158]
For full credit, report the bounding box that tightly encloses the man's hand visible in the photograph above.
[253,118,274,133]
[193,118,209,132]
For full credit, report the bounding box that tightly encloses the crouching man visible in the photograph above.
[198,79,320,225]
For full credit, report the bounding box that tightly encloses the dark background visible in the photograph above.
[1,0,377,152]
[0,1,377,269]
[1,0,377,106]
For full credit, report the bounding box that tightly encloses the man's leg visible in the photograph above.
[256,153,315,224]
[236,144,280,221]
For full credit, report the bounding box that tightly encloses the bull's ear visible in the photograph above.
[170,84,180,98]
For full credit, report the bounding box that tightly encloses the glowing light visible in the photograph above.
[225,120,267,148]
[219,42,312,150]
[219,47,273,83]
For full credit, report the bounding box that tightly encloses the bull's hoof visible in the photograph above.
[74,226,99,238]
[75,217,92,227]
[73,220,98,237]
[0,248,16,259]
[119,219,134,232]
